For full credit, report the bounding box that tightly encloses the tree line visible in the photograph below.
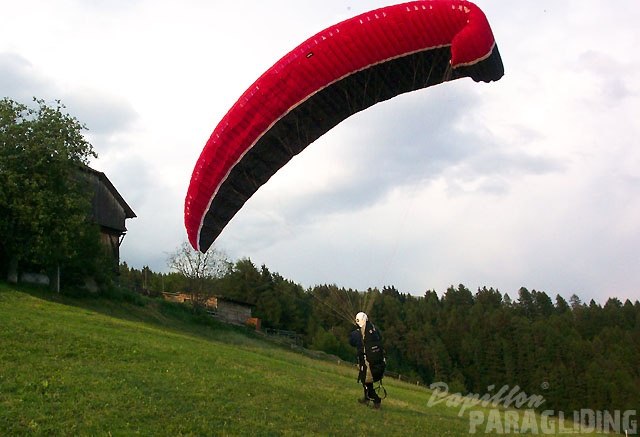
[119,256,639,416]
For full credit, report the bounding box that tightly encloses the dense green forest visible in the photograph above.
[118,259,639,416]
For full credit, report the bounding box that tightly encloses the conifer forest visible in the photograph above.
[119,259,639,416]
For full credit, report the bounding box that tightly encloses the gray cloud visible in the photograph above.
[272,85,563,228]
[63,92,138,139]
[0,51,138,151]
[0,53,52,102]
[576,51,637,106]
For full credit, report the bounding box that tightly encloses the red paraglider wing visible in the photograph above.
[185,0,504,252]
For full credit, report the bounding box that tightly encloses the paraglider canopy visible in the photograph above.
[185,0,504,252]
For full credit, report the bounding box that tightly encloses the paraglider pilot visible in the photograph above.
[349,312,385,409]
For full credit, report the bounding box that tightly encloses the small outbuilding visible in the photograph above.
[210,296,255,326]
[162,292,256,327]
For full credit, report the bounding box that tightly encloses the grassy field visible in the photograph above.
[0,283,611,436]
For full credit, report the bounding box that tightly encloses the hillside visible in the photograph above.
[0,283,616,436]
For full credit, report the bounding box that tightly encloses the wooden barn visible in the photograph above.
[81,166,136,270]
[16,166,136,289]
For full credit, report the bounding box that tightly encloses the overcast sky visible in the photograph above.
[2,1,639,304]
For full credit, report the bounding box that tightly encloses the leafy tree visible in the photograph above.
[270,273,309,333]
[0,97,98,286]
[166,241,231,308]
[309,326,351,360]
[216,258,263,304]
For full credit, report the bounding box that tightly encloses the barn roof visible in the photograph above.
[215,295,255,308]
[81,166,136,220]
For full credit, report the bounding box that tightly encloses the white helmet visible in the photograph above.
[355,312,368,328]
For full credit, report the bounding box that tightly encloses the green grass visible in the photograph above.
[0,283,611,436]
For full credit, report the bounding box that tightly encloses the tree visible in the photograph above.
[166,241,231,308]
[569,294,583,310]
[1,97,98,285]
[555,294,570,313]
[216,257,263,304]
[533,290,554,318]
[516,287,536,319]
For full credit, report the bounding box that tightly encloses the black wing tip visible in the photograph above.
[454,45,505,83]
[479,45,505,82]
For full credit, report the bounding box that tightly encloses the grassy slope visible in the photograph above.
[0,284,608,436]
